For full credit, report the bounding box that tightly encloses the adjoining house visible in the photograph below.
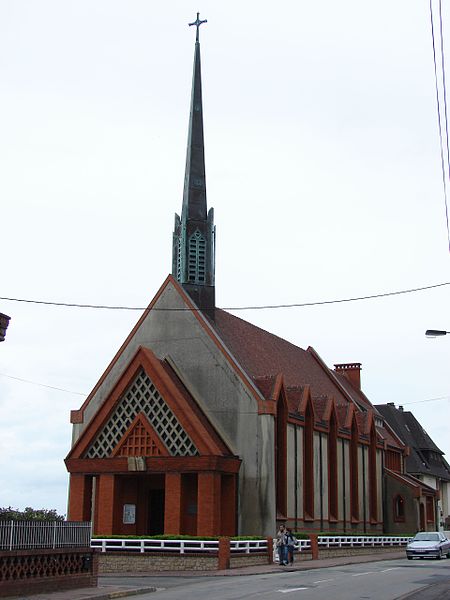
[377,403,450,532]
[65,21,427,538]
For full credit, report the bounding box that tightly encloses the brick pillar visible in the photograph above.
[68,474,92,521]
[218,537,230,570]
[220,474,236,536]
[309,534,319,560]
[197,472,221,536]
[164,473,182,534]
[95,474,117,535]
[267,536,274,564]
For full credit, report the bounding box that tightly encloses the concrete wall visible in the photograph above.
[383,472,417,534]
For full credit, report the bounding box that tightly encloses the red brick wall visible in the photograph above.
[68,474,92,522]
[164,473,182,534]
[197,472,221,536]
[220,474,236,536]
[95,474,118,535]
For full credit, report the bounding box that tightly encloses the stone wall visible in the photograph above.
[318,546,403,559]
[98,552,219,573]
[229,553,271,568]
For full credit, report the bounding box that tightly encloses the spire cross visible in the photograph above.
[189,12,207,42]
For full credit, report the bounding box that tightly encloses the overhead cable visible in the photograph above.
[429,0,450,251]
[0,281,450,312]
[1,281,450,313]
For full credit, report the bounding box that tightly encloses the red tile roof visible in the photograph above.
[212,309,349,405]
[209,308,403,448]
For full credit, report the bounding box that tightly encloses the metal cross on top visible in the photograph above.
[189,12,207,42]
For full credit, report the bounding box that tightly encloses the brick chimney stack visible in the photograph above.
[334,363,362,391]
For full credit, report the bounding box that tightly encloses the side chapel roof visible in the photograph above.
[376,403,450,480]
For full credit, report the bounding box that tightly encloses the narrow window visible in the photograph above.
[304,403,314,520]
[328,412,338,520]
[275,392,287,516]
[350,420,359,521]
[394,495,405,522]
[369,427,377,522]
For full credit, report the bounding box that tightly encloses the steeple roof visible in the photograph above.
[182,20,207,222]
[172,14,215,315]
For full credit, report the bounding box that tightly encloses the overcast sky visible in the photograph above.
[1,1,449,517]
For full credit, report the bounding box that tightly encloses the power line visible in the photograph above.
[429,0,450,251]
[0,373,86,396]
[1,370,449,409]
[401,395,450,406]
[1,281,449,312]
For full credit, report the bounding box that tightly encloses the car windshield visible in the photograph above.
[413,533,439,542]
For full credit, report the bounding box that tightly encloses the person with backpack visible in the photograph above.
[285,528,297,565]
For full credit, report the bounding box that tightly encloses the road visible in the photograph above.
[101,557,450,599]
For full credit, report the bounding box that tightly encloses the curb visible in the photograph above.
[394,579,450,600]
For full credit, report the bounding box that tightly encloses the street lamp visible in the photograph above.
[0,313,10,342]
[425,329,450,337]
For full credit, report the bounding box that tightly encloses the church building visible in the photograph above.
[65,18,429,537]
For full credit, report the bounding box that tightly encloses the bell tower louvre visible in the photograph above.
[172,13,215,318]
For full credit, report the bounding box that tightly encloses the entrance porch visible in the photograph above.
[67,457,240,537]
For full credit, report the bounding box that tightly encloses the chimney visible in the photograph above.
[334,363,362,391]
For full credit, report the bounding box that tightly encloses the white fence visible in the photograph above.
[91,538,269,554]
[91,535,411,559]
[0,521,92,551]
[273,535,412,562]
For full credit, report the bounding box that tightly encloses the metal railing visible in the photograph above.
[230,539,268,554]
[91,538,270,554]
[273,535,412,562]
[0,521,92,551]
[318,535,412,548]
[91,538,220,554]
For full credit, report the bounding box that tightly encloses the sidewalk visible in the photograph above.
[2,550,405,600]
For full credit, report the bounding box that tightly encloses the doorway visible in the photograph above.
[419,502,425,531]
[147,489,165,535]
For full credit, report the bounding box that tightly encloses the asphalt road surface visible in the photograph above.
[101,557,450,599]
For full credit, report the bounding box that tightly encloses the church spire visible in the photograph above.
[172,14,215,317]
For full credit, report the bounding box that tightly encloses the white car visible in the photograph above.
[406,532,450,560]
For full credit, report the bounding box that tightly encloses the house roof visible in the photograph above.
[385,468,437,496]
[376,403,450,481]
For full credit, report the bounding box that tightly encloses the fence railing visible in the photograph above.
[272,535,412,561]
[91,538,220,554]
[230,539,268,554]
[91,535,411,559]
[0,521,92,551]
[318,535,412,548]
[90,538,270,554]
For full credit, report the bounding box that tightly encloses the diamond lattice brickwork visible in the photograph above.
[85,369,198,458]
[113,414,169,457]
